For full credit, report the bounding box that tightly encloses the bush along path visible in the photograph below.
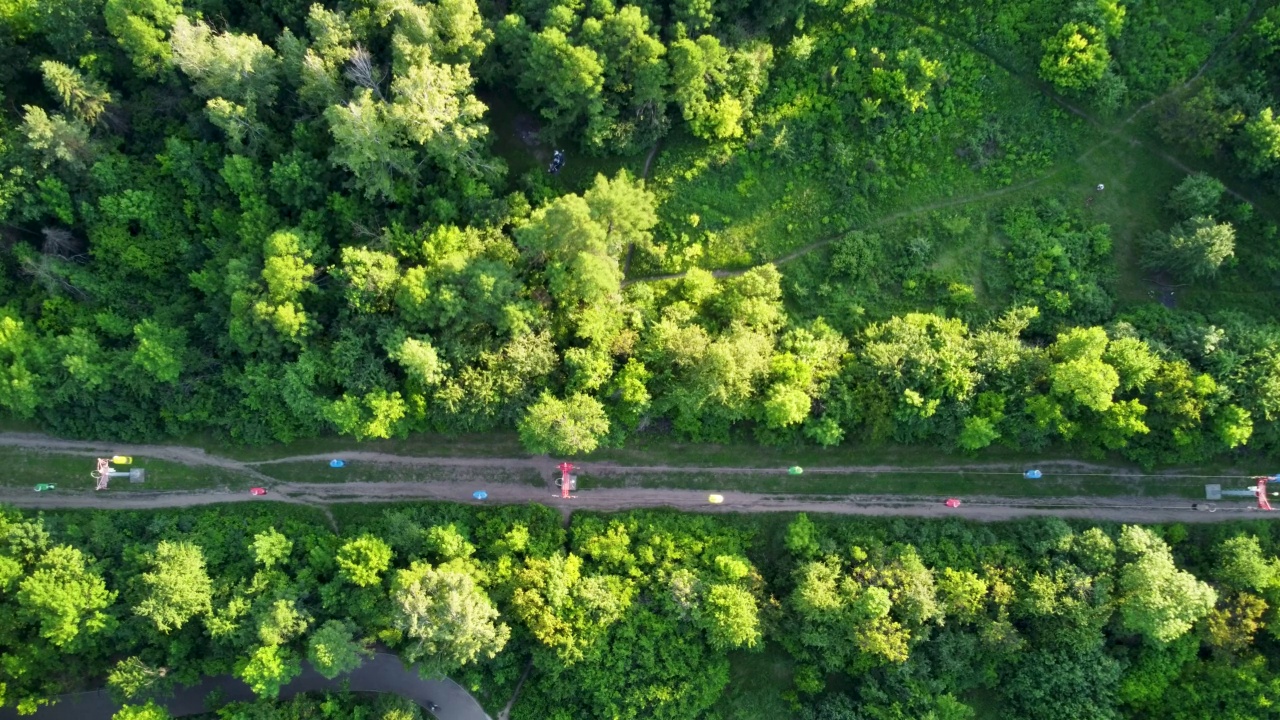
[0,653,488,720]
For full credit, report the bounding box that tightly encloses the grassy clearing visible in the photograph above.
[208,432,530,462]
[637,11,1101,282]
[579,466,1215,500]
[633,0,1262,327]
[0,447,248,491]
[587,432,1122,469]
[1119,117,1280,319]
[708,645,796,720]
[857,79,1090,217]
[253,460,545,487]
[1052,135,1186,307]
[779,128,1186,320]
[646,130,841,273]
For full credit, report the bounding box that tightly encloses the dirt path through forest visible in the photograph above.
[642,139,661,179]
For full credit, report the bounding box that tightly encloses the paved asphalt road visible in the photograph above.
[0,653,492,720]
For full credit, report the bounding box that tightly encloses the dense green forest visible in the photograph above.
[2,0,1280,464]
[3,502,1280,719]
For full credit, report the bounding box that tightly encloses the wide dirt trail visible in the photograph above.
[0,478,1265,524]
[0,432,1268,523]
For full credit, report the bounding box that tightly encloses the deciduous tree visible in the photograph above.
[390,561,510,677]
[236,644,301,698]
[1238,107,1280,175]
[307,620,371,679]
[131,321,185,384]
[519,27,605,136]
[937,568,987,622]
[16,545,115,649]
[170,18,281,106]
[1140,216,1235,281]
[1049,327,1118,413]
[1040,23,1110,93]
[583,171,658,256]
[579,6,670,152]
[251,529,293,569]
[336,535,393,588]
[1214,534,1279,593]
[134,542,213,634]
[325,92,414,200]
[112,703,171,720]
[1116,525,1217,644]
[511,553,632,662]
[106,657,170,702]
[337,247,400,314]
[104,0,182,75]
[697,583,761,651]
[1206,592,1267,653]
[518,392,611,455]
[1167,173,1225,218]
[39,61,112,126]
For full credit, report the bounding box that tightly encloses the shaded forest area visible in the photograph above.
[3,0,1280,466]
[2,502,1280,719]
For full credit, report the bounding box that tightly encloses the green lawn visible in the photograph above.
[0,447,248,492]
[577,466,1215,500]
[252,459,545,487]
[646,130,842,273]
[202,431,530,462]
[582,432,1280,476]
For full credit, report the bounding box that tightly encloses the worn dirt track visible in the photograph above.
[0,432,1271,523]
[0,480,1270,525]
